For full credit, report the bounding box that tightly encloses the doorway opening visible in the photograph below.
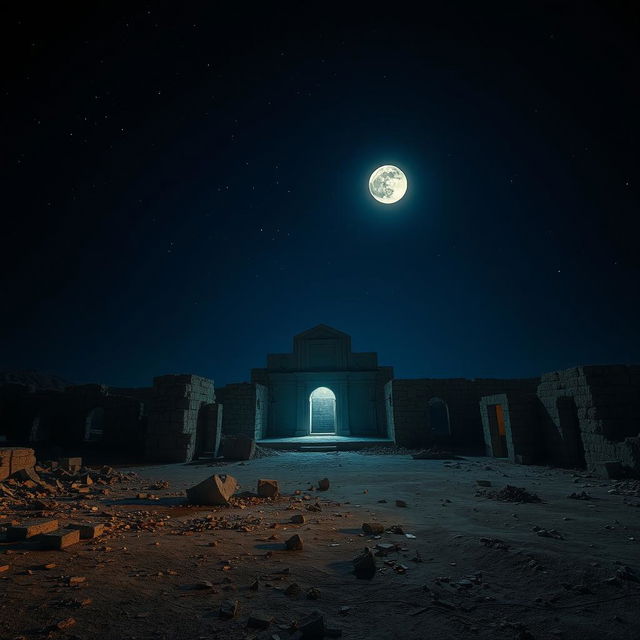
[557,396,586,468]
[487,404,508,457]
[428,398,451,436]
[309,387,336,434]
[84,407,104,442]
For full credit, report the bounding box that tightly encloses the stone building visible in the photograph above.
[0,326,638,476]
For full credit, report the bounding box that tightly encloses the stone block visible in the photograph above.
[41,528,81,549]
[186,474,237,505]
[257,479,279,498]
[67,523,105,539]
[6,519,59,540]
[58,457,82,472]
[221,436,255,460]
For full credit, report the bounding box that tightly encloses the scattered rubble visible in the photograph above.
[477,485,541,503]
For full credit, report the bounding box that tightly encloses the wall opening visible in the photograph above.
[556,396,586,468]
[309,387,336,434]
[487,404,507,457]
[428,398,450,436]
[84,407,105,442]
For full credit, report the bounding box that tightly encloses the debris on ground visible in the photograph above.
[477,485,542,503]
[362,522,385,535]
[285,534,304,550]
[352,548,376,579]
[186,473,237,505]
[412,448,462,460]
[257,478,279,498]
[568,491,592,500]
[480,537,510,550]
[533,525,564,540]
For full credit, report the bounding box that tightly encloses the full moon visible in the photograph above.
[368,165,408,204]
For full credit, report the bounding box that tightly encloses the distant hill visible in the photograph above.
[0,370,72,391]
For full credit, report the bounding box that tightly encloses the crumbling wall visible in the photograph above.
[537,365,640,474]
[217,382,265,440]
[145,374,215,463]
[389,377,538,450]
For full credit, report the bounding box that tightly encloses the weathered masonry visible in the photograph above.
[0,326,638,476]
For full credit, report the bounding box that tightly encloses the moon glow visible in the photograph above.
[368,165,408,204]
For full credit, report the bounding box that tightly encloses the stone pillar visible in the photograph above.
[145,374,215,462]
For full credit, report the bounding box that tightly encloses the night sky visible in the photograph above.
[2,3,639,388]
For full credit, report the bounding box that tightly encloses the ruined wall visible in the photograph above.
[389,377,538,450]
[537,365,640,474]
[480,392,540,463]
[144,374,215,463]
[217,382,266,440]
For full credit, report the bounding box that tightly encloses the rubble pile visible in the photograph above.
[608,479,640,497]
[476,484,542,503]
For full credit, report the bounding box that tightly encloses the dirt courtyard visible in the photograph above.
[1,451,640,640]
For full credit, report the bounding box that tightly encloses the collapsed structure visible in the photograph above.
[1,325,638,476]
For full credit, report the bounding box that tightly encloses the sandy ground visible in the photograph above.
[1,452,640,640]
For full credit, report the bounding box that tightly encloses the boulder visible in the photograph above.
[317,478,330,491]
[285,534,304,550]
[186,474,237,505]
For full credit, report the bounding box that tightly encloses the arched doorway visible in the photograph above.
[428,398,450,436]
[309,387,336,434]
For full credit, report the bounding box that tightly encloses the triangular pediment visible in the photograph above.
[294,324,350,342]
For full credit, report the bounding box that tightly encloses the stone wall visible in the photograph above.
[536,365,640,474]
[389,377,539,450]
[217,382,265,439]
[480,392,540,463]
[144,374,215,463]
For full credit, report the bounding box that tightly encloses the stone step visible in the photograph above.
[299,445,338,452]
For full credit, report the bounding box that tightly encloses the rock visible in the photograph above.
[290,514,306,524]
[219,599,239,619]
[285,583,302,597]
[306,503,322,512]
[247,612,273,629]
[395,500,407,508]
[195,581,214,589]
[362,522,384,535]
[476,480,492,487]
[285,534,304,550]
[221,436,256,461]
[307,587,321,600]
[318,478,330,491]
[257,479,279,498]
[352,548,376,579]
[186,474,237,505]
[6,519,59,541]
[297,610,325,639]
[0,565,9,573]
[68,576,86,585]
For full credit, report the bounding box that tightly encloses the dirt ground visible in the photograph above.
[1,452,640,640]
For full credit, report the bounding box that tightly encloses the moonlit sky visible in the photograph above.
[1,3,639,387]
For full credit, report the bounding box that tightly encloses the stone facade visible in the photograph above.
[248,325,393,438]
